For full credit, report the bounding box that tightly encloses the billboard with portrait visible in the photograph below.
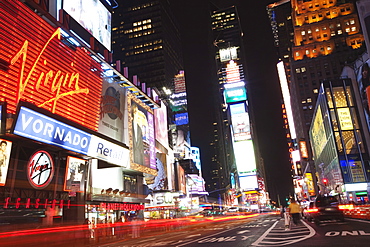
[64,156,87,192]
[171,125,191,159]
[0,139,12,186]
[154,101,169,148]
[230,103,251,141]
[130,98,156,170]
[356,59,370,132]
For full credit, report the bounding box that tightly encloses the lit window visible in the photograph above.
[351,27,356,32]
[296,68,301,73]
[295,52,300,57]
[337,23,341,27]
[301,67,306,72]
[323,27,327,30]
[303,106,307,110]
[308,29,312,34]
[327,46,332,50]
[313,49,317,53]
[338,30,342,34]
[309,105,313,109]
[307,98,312,103]
[306,50,310,55]
[301,30,306,35]
[316,28,320,32]
[313,88,319,93]
[346,28,350,32]
[350,19,355,25]
[302,100,307,104]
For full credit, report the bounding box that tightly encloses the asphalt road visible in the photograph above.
[2,214,370,246]
[101,214,370,247]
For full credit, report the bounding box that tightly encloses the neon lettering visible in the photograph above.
[16,198,21,209]
[9,28,89,112]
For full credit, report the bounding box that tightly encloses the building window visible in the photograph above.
[346,28,350,33]
[295,51,300,57]
[313,88,319,93]
[307,98,312,103]
[338,30,343,34]
[296,68,301,73]
[301,30,306,35]
[306,50,310,55]
[301,67,306,72]
[351,27,356,32]
[350,19,355,25]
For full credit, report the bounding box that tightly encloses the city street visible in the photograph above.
[103,214,370,247]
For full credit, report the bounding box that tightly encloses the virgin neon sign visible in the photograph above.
[0,1,102,130]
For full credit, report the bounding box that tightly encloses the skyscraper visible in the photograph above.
[112,0,183,94]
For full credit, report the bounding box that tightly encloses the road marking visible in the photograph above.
[198,236,237,243]
[237,230,251,234]
[326,230,370,236]
[251,220,316,246]
[185,234,202,238]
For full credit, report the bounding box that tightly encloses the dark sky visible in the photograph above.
[172,0,294,205]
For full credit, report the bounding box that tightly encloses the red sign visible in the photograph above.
[0,0,103,130]
[27,150,54,189]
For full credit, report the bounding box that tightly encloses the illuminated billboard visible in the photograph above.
[171,125,191,159]
[64,156,87,193]
[13,105,129,167]
[0,139,12,186]
[219,47,238,62]
[311,105,327,158]
[170,92,187,112]
[99,80,127,142]
[230,103,251,141]
[63,0,112,51]
[224,82,247,104]
[226,60,240,83]
[154,101,169,148]
[0,1,103,131]
[130,95,156,171]
[175,113,189,126]
[233,140,257,177]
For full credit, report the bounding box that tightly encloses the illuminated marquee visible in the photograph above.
[0,0,103,131]
[13,106,129,167]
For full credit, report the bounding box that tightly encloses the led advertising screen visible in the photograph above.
[230,103,251,141]
[171,125,191,159]
[99,79,127,142]
[311,105,327,158]
[233,140,257,177]
[63,0,112,51]
[130,98,156,170]
[154,101,169,148]
[220,47,238,62]
[175,112,189,126]
[170,92,187,112]
[224,83,247,104]
[0,1,103,131]
[64,156,87,193]
[0,139,12,186]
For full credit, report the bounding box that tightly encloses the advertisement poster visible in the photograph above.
[64,156,87,192]
[0,139,12,186]
[131,100,156,169]
[99,80,126,143]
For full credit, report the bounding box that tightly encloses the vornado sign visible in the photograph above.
[13,106,129,167]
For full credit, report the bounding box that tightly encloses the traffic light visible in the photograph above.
[322,178,328,186]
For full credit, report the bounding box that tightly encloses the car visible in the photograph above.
[304,195,344,225]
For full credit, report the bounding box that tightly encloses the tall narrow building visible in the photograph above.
[112,0,183,94]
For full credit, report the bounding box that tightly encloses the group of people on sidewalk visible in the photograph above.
[280,198,302,230]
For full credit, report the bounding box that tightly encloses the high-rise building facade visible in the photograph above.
[269,0,365,184]
[112,0,183,93]
[290,0,365,160]
[211,6,264,209]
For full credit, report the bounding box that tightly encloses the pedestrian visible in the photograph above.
[288,198,302,225]
[284,211,291,230]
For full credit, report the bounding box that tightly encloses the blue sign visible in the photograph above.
[14,107,92,154]
[175,112,189,126]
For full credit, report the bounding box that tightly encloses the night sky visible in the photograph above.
[172,0,294,205]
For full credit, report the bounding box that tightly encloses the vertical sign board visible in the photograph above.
[130,95,156,170]
[0,0,103,131]
[0,138,12,186]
